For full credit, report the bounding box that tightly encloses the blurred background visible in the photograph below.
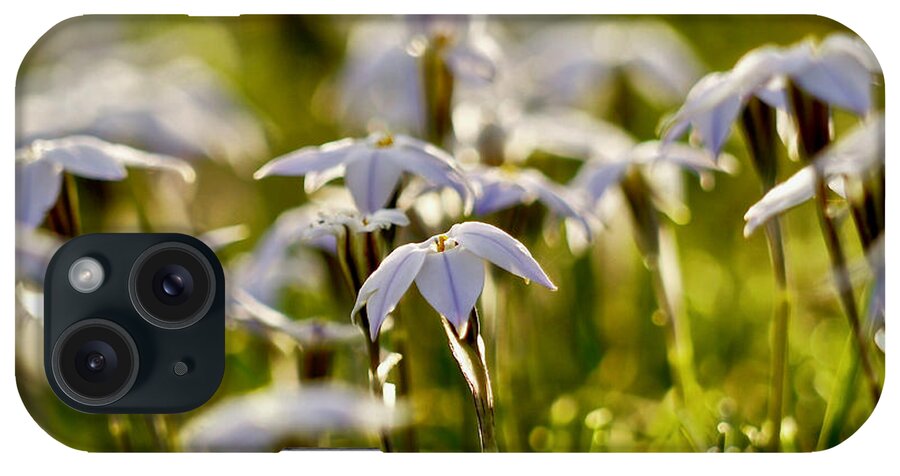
[14,15,882,452]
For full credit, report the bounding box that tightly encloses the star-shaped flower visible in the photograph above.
[352,221,556,340]
[338,17,499,134]
[573,141,734,224]
[15,135,195,230]
[254,132,474,215]
[523,20,703,109]
[663,33,880,156]
[467,166,594,238]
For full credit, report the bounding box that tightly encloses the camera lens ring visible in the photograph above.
[129,242,216,330]
[51,319,139,407]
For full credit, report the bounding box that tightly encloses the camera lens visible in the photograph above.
[162,273,185,297]
[130,243,215,329]
[85,352,106,372]
[51,319,139,406]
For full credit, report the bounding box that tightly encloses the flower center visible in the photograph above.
[375,134,395,148]
[434,234,458,253]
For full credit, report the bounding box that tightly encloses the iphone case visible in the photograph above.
[15,15,884,452]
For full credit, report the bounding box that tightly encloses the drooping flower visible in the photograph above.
[467,166,594,238]
[254,132,474,215]
[573,140,734,224]
[352,221,556,340]
[337,17,500,134]
[743,114,884,236]
[15,135,195,230]
[20,50,267,168]
[521,20,703,109]
[663,33,880,156]
[230,288,361,349]
[178,384,404,451]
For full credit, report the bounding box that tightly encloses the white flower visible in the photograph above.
[743,114,884,236]
[15,135,195,230]
[467,166,594,238]
[303,209,410,242]
[20,56,267,168]
[522,20,703,109]
[352,222,556,339]
[664,33,880,156]
[254,132,474,215]
[338,17,499,134]
[178,384,403,451]
[230,288,361,348]
[574,141,733,223]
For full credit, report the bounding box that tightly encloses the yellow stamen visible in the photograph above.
[435,234,449,252]
[375,134,395,148]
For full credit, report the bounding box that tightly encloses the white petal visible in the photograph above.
[743,166,815,236]
[253,138,359,179]
[15,160,63,229]
[352,242,429,340]
[793,49,873,115]
[572,160,630,203]
[520,170,593,239]
[390,135,474,211]
[304,164,346,195]
[662,72,743,156]
[449,221,556,290]
[636,141,724,175]
[507,108,635,162]
[414,248,485,332]
[446,43,497,83]
[26,136,128,180]
[818,114,884,176]
[473,179,528,215]
[344,151,404,214]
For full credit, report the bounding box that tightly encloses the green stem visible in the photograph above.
[336,231,393,451]
[816,335,861,450]
[441,308,498,452]
[763,219,790,451]
[812,174,881,404]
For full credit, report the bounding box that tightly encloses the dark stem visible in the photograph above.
[45,173,81,238]
[337,231,393,451]
[788,82,881,405]
[740,97,790,451]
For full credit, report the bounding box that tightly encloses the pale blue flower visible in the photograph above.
[467,166,594,238]
[574,141,733,225]
[664,33,880,156]
[303,208,410,243]
[179,384,404,451]
[743,114,884,236]
[338,17,499,134]
[522,20,703,109]
[254,132,473,215]
[20,56,267,167]
[15,135,195,230]
[230,288,361,348]
[352,221,556,340]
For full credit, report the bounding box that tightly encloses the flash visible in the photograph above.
[68,257,105,293]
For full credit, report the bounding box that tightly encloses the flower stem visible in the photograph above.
[46,172,81,238]
[763,219,790,451]
[740,97,790,451]
[441,308,498,452]
[812,174,881,404]
[787,83,881,405]
[336,231,394,451]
